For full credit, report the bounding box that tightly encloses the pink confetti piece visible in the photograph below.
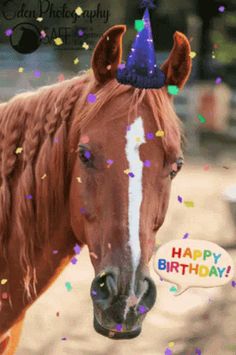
[80,135,89,144]
[54,137,59,143]
[53,250,58,254]
[90,252,98,260]
[2,292,8,300]
[58,74,65,82]
[87,93,96,103]
[203,164,210,171]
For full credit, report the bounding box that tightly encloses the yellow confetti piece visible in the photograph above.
[41,174,47,180]
[54,37,63,46]
[135,137,141,142]
[82,42,89,50]
[155,130,165,137]
[190,51,197,59]
[15,147,23,154]
[76,177,82,183]
[36,17,43,22]
[124,169,130,175]
[184,201,195,208]
[18,67,24,73]
[168,342,175,348]
[74,57,80,65]
[1,279,8,285]
[75,6,83,16]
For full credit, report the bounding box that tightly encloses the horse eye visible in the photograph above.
[170,157,184,180]
[79,148,92,165]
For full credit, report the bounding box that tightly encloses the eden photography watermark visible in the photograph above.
[2,0,111,54]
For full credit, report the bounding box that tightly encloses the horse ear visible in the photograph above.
[92,25,126,84]
[161,31,192,90]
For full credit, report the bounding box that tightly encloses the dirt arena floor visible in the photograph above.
[16,160,236,355]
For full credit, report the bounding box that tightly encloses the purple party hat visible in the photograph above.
[116,1,165,89]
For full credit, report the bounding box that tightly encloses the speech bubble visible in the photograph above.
[154,239,235,296]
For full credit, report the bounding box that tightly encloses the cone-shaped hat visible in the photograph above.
[116,3,165,89]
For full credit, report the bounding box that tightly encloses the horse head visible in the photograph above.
[69,25,192,339]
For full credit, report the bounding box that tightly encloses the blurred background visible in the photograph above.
[0,0,236,354]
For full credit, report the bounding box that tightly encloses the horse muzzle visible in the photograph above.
[90,269,157,339]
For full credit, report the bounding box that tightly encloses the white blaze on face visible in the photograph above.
[125,116,145,294]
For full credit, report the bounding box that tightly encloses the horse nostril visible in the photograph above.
[91,272,118,307]
[139,277,157,310]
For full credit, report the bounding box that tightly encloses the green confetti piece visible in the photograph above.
[135,20,145,32]
[197,114,206,123]
[167,85,179,95]
[65,282,72,292]
[169,286,177,292]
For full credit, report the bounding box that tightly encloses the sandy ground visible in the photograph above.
[16,161,236,355]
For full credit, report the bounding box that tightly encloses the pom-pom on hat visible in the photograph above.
[116,0,166,89]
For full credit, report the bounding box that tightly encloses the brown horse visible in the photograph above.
[0,25,191,353]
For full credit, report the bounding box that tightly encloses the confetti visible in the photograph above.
[146,132,154,140]
[41,174,47,180]
[53,250,58,254]
[54,37,63,46]
[0,279,8,285]
[40,30,46,39]
[116,324,122,332]
[165,348,172,355]
[36,17,43,22]
[183,233,189,239]
[34,70,41,78]
[80,135,90,144]
[74,57,80,65]
[58,74,65,82]
[135,19,145,32]
[74,244,81,255]
[184,201,194,208]
[190,51,197,59]
[26,194,33,200]
[90,252,98,259]
[108,243,111,249]
[195,348,202,355]
[84,151,91,159]
[15,147,23,154]
[144,160,151,167]
[177,195,183,203]
[197,114,206,123]
[2,292,8,300]
[215,77,222,85]
[124,169,130,175]
[5,29,13,37]
[167,85,179,96]
[107,159,114,166]
[18,67,24,73]
[155,130,165,137]
[65,282,72,292]
[71,257,77,265]
[75,6,83,16]
[91,290,97,296]
[87,93,96,103]
[76,177,82,183]
[78,29,84,37]
[169,286,177,293]
[168,342,175,348]
[106,64,112,71]
[119,64,126,70]
[203,164,210,171]
[82,42,89,50]
[232,280,236,287]
[128,172,135,178]
[218,6,225,13]
[135,137,141,142]
[138,305,147,314]
[80,207,87,214]
[127,295,138,307]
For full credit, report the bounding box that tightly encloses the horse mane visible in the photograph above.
[0,71,183,300]
[0,71,93,298]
